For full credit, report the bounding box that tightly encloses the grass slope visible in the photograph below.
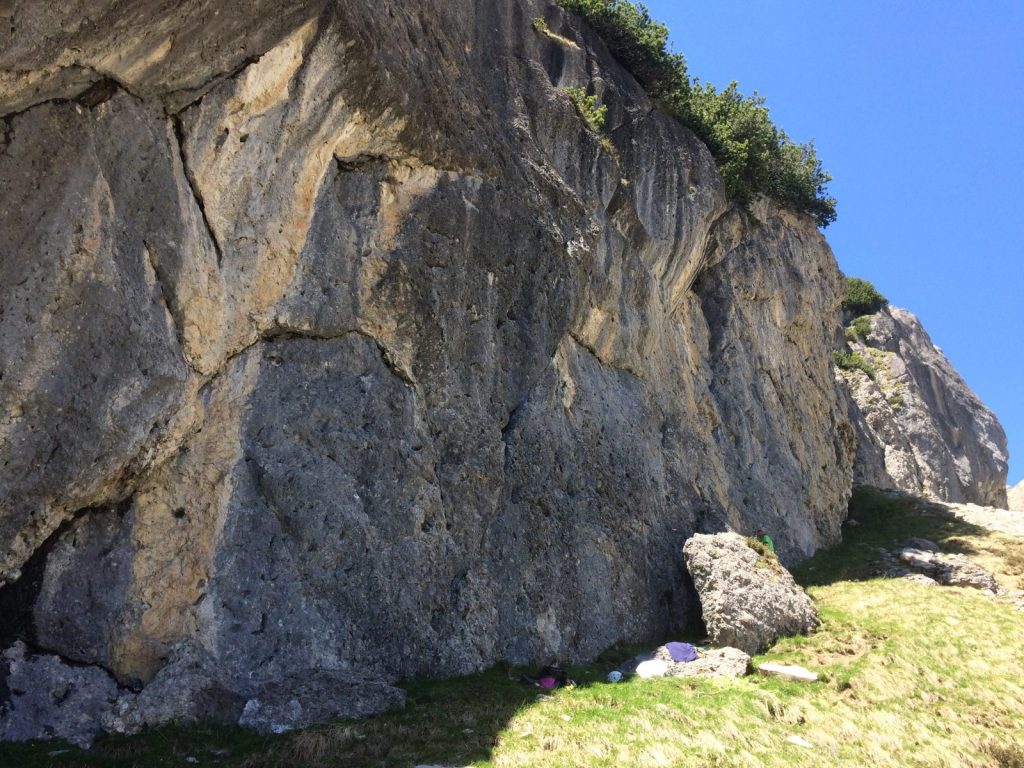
[3,488,1023,767]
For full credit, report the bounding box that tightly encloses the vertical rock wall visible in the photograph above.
[2,0,855,726]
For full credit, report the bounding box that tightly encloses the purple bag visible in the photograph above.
[665,641,698,663]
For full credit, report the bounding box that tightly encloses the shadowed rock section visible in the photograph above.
[5,0,978,739]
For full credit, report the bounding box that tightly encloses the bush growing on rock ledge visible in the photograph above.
[833,349,877,380]
[844,315,872,342]
[564,86,608,132]
[558,0,837,226]
[842,277,888,316]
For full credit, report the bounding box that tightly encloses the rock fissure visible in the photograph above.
[140,240,191,374]
[170,113,224,267]
[73,65,146,103]
[159,53,267,116]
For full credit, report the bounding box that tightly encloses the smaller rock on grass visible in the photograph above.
[620,645,751,680]
[661,647,750,679]
[896,548,998,592]
[757,662,819,683]
[238,672,405,733]
[899,538,940,552]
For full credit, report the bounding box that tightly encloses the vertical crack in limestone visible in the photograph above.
[0,114,11,158]
[141,240,191,375]
[170,113,224,267]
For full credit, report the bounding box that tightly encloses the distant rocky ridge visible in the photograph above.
[0,0,1009,743]
[839,306,1008,507]
[1007,481,1024,512]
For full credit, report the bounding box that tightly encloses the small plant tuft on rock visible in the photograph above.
[849,316,872,338]
[564,86,618,157]
[564,86,608,132]
[833,350,877,381]
[745,537,785,576]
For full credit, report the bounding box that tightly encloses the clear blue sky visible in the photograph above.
[641,0,1024,486]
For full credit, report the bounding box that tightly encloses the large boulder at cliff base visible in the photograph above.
[101,643,246,736]
[0,642,121,749]
[683,533,820,655]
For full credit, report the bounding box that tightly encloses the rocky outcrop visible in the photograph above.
[1008,481,1024,512]
[840,307,1008,507]
[898,548,998,592]
[874,535,999,593]
[682,533,820,654]
[0,642,121,749]
[2,0,855,736]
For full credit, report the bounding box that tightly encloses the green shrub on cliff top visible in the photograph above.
[842,277,888,316]
[558,0,837,227]
[558,0,686,98]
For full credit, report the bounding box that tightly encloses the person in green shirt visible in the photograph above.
[754,529,775,554]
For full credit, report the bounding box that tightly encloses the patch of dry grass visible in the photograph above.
[489,579,1024,768]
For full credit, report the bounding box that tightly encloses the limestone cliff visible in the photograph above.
[839,306,1008,507]
[3,0,858,733]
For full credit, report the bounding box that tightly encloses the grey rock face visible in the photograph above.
[2,0,855,736]
[841,307,1008,507]
[942,500,1024,538]
[237,672,405,734]
[102,644,245,735]
[0,93,200,586]
[33,506,134,669]
[683,533,820,655]
[0,642,121,749]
